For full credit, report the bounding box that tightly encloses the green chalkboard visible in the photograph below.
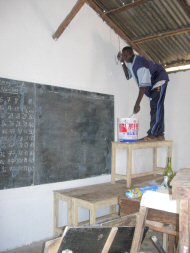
[0,77,114,189]
[57,226,148,253]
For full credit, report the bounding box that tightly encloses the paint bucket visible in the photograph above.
[118,117,138,142]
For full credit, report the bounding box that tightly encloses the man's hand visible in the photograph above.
[133,87,146,114]
[117,51,123,62]
[133,104,140,114]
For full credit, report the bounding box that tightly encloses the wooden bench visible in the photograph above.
[54,181,127,236]
[54,174,163,236]
[111,140,172,187]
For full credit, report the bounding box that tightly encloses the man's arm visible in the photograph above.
[134,87,146,113]
[134,67,152,113]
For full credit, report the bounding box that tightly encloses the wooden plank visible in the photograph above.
[133,27,190,44]
[112,140,172,149]
[172,186,190,200]
[178,200,190,253]
[130,206,148,253]
[120,196,179,226]
[168,235,176,253]
[44,237,61,253]
[146,220,178,236]
[101,227,118,253]
[44,227,69,253]
[148,209,178,226]
[171,168,190,189]
[171,169,190,253]
[131,169,164,178]
[52,0,86,40]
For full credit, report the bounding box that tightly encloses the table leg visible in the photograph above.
[54,193,59,236]
[67,198,72,225]
[72,199,79,226]
[111,143,116,183]
[179,200,190,253]
[153,147,157,175]
[127,147,132,188]
[110,204,117,218]
[90,205,96,225]
[130,206,148,253]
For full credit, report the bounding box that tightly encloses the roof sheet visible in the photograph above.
[93,0,190,67]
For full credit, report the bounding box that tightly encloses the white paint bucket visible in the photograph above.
[118,117,138,142]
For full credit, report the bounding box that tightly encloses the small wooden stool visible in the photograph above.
[111,140,173,187]
[130,190,179,253]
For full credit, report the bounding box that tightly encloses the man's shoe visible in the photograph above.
[141,135,157,141]
[156,135,165,141]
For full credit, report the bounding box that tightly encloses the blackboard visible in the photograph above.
[57,226,148,253]
[0,77,114,189]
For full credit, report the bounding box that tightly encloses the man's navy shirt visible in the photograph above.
[127,55,169,89]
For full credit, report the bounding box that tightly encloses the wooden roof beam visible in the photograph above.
[87,0,152,60]
[104,0,150,15]
[164,59,190,68]
[52,0,86,40]
[133,27,190,44]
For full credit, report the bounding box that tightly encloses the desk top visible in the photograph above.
[171,168,190,199]
[54,174,164,202]
[112,140,172,148]
[171,168,190,187]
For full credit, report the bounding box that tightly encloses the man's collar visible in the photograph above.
[132,55,136,65]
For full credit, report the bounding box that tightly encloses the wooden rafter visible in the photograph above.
[52,0,86,40]
[133,27,190,44]
[87,0,152,60]
[164,59,190,68]
[105,0,150,15]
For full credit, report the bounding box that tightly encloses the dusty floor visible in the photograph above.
[1,230,163,253]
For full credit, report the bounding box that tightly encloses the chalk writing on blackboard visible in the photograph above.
[0,80,35,188]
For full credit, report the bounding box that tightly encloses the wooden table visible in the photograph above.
[111,140,173,187]
[54,181,127,235]
[54,174,163,236]
[171,168,190,253]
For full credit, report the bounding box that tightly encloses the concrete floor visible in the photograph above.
[0,240,46,253]
[0,230,162,253]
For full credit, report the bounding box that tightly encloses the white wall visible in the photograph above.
[0,0,190,251]
[166,70,190,169]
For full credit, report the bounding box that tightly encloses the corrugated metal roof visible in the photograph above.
[92,0,190,67]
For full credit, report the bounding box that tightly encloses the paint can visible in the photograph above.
[118,117,138,142]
